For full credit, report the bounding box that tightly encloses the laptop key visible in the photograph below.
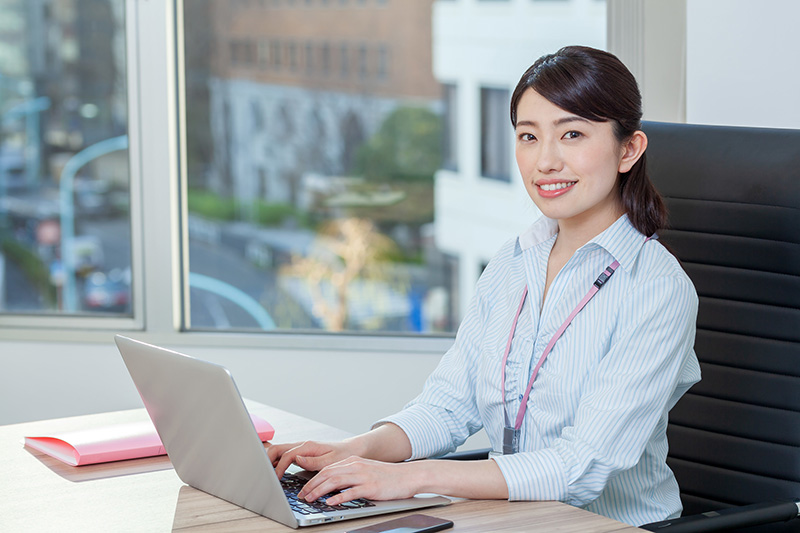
[339,501,364,509]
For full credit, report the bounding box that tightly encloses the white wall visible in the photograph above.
[608,0,687,123]
[686,0,800,128]
[0,339,443,435]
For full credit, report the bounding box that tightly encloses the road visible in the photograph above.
[83,217,315,329]
[2,213,315,329]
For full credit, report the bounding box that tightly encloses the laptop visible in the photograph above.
[114,335,451,528]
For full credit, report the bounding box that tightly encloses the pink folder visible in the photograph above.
[23,413,274,466]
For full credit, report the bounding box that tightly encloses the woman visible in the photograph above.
[268,46,701,527]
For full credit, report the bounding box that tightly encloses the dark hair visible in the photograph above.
[510,46,666,237]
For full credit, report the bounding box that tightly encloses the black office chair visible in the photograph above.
[446,122,800,532]
[638,121,800,532]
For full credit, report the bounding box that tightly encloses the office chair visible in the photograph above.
[638,121,800,532]
[446,122,800,532]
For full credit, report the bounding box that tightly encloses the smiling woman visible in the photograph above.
[510,46,665,243]
[267,46,701,529]
[513,92,636,238]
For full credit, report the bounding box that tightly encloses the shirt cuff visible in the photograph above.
[374,404,456,460]
[491,447,568,501]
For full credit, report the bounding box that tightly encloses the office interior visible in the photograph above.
[1,0,799,448]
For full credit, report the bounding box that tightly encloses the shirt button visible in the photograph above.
[518,394,523,401]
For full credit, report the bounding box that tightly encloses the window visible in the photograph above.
[0,0,132,319]
[358,44,368,79]
[320,42,331,76]
[480,87,510,182]
[184,2,451,333]
[340,43,350,77]
[377,44,389,80]
[305,41,314,74]
[258,39,270,68]
[271,40,282,69]
[288,42,298,71]
[442,83,458,171]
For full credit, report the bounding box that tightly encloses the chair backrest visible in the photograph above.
[643,121,800,530]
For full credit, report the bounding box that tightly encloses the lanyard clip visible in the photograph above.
[502,427,519,455]
[593,264,617,288]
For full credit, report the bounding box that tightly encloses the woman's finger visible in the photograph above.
[302,469,363,503]
[266,441,298,465]
[275,442,313,477]
[325,484,370,506]
[276,441,344,478]
[297,459,356,498]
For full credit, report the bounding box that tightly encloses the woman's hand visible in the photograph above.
[268,423,414,479]
[268,440,359,479]
[297,457,424,505]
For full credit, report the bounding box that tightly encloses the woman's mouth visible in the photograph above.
[537,181,576,198]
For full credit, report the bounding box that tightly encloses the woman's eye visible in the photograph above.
[563,131,582,140]
[518,133,536,142]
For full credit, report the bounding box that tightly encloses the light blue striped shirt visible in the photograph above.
[380,214,701,526]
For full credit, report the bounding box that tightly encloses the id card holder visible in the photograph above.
[502,426,519,455]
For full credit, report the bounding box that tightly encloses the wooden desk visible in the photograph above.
[1,403,641,532]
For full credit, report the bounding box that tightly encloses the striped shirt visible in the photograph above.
[379,214,701,526]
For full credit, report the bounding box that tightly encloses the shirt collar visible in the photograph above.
[591,214,650,271]
[515,214,649,271]
[516,216,559,255]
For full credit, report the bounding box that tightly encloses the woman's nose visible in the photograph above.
[536,140,564,173]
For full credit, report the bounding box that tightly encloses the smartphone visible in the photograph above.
[345,513,454,533]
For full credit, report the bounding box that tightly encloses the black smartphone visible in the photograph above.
[345,513,454,533]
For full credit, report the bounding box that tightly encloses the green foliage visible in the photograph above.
[187,189,311,228]
[253,201,304,227]
[382,246,424,265]
[355,106,442,183]
[0,237,56,306]
[187,189,238,220]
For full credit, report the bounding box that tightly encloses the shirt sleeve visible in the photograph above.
[491,272,700,506]
[376,258,498,460]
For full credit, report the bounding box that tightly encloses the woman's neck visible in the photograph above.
[554,206,624,257]
[543,212,622,307]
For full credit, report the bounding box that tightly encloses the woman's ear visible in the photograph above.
[618,130,648,173]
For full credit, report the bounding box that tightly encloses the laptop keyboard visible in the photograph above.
[281,473,375,515]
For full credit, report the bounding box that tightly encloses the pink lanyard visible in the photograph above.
[500,260,620,441]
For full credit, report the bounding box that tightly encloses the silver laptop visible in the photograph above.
[115,335,451,528]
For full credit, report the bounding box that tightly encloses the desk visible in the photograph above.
[1,402,642,532]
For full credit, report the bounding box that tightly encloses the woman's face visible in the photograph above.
[514,88,639,234]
